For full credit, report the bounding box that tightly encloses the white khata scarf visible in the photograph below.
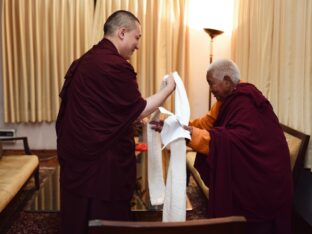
[147,72,190,221]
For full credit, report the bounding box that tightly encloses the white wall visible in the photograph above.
[0,0,233,150]
[188,28,232,118]
[188,0,233,118]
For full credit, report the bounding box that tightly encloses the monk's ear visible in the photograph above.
[117,27,127,40]
[224,75,234,86]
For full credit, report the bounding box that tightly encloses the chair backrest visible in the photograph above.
[88,216,247,234]
[280,124,310,187]
[0,141,3,160]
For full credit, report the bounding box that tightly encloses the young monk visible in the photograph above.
[56,10,175,234]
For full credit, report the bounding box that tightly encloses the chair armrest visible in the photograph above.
[0,137,32,155]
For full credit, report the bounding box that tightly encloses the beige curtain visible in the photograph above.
[232,0,312,168]
[92,0,189,111]
[1,0,94,123]
[1,0,189,122]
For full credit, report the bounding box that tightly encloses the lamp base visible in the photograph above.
[203,28,223,110]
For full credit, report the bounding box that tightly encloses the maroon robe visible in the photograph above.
[56,38,146,202]
[194,83,293,234]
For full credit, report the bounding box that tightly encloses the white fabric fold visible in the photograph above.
[147,78,167,206]
[147,71,190,222]
[162,138,187,221]
[160,114,190,149]
[147,122,166,205]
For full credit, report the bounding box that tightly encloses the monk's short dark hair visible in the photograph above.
[103,10,140,36]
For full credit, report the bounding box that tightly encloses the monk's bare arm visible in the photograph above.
[138,76,175,119]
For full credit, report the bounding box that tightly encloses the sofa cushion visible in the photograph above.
[0,155,39,212]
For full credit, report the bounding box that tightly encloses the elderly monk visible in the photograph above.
[152,59,292,234]
[56,10,175,234]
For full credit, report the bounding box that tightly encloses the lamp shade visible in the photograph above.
[203,28,224,39]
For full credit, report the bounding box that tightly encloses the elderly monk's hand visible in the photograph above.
[182,125,193,136]
[150,120,164,132]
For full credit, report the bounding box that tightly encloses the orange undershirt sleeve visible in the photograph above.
[187,101,222,154]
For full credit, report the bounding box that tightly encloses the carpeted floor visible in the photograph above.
[2,151,312,234]
[2,166,58,234]
[0,149,209,233]
[1,173,206,234]
[6,211,60,234]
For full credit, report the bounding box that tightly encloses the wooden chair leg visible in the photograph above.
[34,167,40,190]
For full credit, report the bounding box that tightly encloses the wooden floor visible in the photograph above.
[3,149,312,234]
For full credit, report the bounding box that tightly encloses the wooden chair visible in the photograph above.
[280,124,310,187]
[88,216,247,234]
[186,124,310,199]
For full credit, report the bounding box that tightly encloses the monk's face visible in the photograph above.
[206,74,235,101]
[119,21,141,60]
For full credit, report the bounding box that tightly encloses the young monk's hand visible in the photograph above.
[165,75,176,93]
[149,120,164,132]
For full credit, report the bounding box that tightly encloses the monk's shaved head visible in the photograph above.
[104,10,140,36]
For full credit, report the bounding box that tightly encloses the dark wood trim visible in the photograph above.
[0,137,32,154]
[89,216,247,234]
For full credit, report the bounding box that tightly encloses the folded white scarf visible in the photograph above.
[147,72,190,221]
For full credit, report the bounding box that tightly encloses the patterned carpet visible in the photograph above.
[2,167,58,234]
[3,172,208,234]
[7,211,60,234]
